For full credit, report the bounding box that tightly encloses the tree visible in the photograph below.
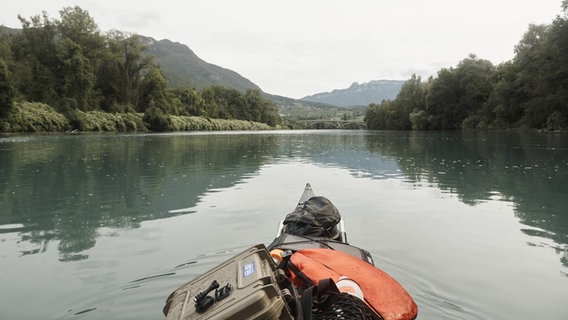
[107,31,155,108]
[94,45,122,111]
[201,86,243,119]
[454,55,495,128]
[392,74,426,129]
[169,88,205,116]
[138,66,168,113]
[423,55,495,130]
[484,61,525,128]
[57,38,95,110]
[0,28,13,63]
[14,12,59,105]
[0,32,14,117]
[541,13,568,129]
[425,67,460,129]
[56,6,102,59]
[364,102,389,129]
[0,59,15,118]
[243,89,263,121]
[510,19,568,129]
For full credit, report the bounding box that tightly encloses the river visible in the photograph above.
[0,130,567,319]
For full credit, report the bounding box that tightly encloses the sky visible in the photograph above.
[0,0,563,99]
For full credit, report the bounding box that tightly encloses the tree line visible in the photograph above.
[365,1,568,131]
[0,6,281,132]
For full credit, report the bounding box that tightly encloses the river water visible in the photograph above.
[0,130,567,320]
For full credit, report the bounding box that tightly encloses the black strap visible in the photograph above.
[301,278,340,320]
[301,285,314,320]
[277,250,315,288]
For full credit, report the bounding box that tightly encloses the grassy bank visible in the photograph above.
[0,101,278,133]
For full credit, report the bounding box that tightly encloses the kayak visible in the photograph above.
[163,183,418,320]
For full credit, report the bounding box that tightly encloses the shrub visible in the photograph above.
[160,114,272,132]
[71,111,146,132]
[0,102,70,132]
[143,107,172,131]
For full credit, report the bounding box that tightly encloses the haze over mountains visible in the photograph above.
[145,36,404,108]
[301,80,405,107]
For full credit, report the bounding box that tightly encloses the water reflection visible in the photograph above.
[0,133,278,261]
[363,131,568,269]
[1,131,567,269]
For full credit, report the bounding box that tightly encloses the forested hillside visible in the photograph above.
[365,1,568,131]
[143,37,261,92]
[0,6,281,132]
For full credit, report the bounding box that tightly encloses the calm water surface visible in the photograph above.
[0,130,567,320]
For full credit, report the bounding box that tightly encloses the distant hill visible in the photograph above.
[274,98,344,119]
[0,26,19,36]
[142,36,347,116]
[301,80,406,107]
[143,37,261,92]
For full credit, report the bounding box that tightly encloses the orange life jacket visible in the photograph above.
[288,248,418,320]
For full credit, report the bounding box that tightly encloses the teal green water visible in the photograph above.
[0,130,567,319]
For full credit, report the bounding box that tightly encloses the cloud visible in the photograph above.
[1,0,562,98]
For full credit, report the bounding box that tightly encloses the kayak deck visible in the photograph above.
[268,183,371,264]
[162,183,417,320]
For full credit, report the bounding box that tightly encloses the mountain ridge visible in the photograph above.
[142,35,406,109]
[301,80,405,107]
[142,36,261,93]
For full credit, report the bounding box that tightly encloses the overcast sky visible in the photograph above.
[1,0,563,98]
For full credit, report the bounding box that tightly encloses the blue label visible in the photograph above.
[243,262,255,278]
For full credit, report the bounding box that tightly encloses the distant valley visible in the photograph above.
[145,36,405,110]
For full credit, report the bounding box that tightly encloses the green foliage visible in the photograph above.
[366,7,568,132]
[110,32,156,108]
[57,38,96,109]
[7,4,567,132]
[364,75,428,130]
[74,110,146,132]
[143,106,172,131]
[364,102,391,130]
[57,6,102,56]
[169,115,212,130]
[6,8,162,114]
[0,101,69,132]
[138,66,169,113]
[169,87,206,116]
[409,109,429,130]
[167,87,280,126]
[0,6,281,132]
[143,108,273,132]
[0,59,15,118]
[14,11,60,106]
[394,74,426,128]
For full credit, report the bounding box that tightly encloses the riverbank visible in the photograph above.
[0,101,278,133]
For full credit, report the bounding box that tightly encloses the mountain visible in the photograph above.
[143,37,261,92]
[143,37,345,115]
[142,36,403,110]
[0,26,19,36]
[301,80,406,107]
